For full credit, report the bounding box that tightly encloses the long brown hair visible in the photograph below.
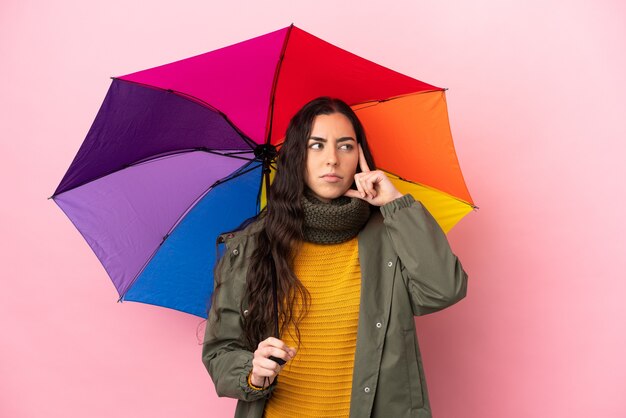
[212,97,376,351]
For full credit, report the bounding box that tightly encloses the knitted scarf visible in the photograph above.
[301,190,371,244]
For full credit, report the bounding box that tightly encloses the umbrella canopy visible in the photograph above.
[51,24,474,318]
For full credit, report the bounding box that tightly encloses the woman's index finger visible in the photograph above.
[266,337,287,350]
[358,144,370,172]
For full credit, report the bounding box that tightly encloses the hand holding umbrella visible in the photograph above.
[344,144,404,206]
[249,337,297,389]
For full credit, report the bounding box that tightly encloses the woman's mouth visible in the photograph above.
[321,174,342,183]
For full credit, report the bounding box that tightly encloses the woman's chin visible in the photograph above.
[307,188,346,203]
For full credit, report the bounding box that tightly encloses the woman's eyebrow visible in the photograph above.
[308,136,356,142]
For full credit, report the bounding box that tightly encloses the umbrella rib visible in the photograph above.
[384,169,478,209]
[112,77,259,150]
[200,148,255,161]
[263,23,294,146]
[210,161,263,189]
[50,148,254,199]
[350,88,445,110]
[118,160,263,301]
[159,160,263,242]
[222,150,257,156]
[132,148,255,164]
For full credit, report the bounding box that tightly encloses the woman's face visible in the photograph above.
[304,112,359,203]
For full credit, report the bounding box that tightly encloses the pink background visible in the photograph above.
[2,1,625,417]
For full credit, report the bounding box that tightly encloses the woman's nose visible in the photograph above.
[326,147,338,165]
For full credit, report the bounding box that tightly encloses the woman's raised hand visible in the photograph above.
[344,144,404,206]
[249,337,297,388]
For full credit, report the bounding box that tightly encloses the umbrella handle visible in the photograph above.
[269,258,286,366]
[270,256,280,337]
[265,164,285,367]
[268,252,286,367]
[269,356,286,366]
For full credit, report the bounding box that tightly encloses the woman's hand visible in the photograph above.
[344,144,404,206]
[249,337,297,388]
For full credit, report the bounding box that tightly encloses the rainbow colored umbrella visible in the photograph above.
[51,24,474,318]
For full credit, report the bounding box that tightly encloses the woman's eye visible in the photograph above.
[339,144,354,150]
[309,143,323,150]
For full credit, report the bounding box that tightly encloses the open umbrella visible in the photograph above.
[51,24,474,319]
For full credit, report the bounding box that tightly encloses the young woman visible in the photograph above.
[202,97,468,418]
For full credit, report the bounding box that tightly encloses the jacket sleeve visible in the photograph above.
[380,194,468,316]
[201,242,275,401]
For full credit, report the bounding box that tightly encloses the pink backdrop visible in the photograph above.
[2,1,625,417]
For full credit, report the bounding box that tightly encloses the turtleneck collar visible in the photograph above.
[301,189,371,244]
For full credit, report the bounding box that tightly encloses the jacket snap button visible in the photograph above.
[232,249,239,256]
[376,322,382,328]
[387,261,393,267]
[243,309,249,316]
[364,387,370,393]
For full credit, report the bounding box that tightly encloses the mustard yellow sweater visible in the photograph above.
[263,237,361,417]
